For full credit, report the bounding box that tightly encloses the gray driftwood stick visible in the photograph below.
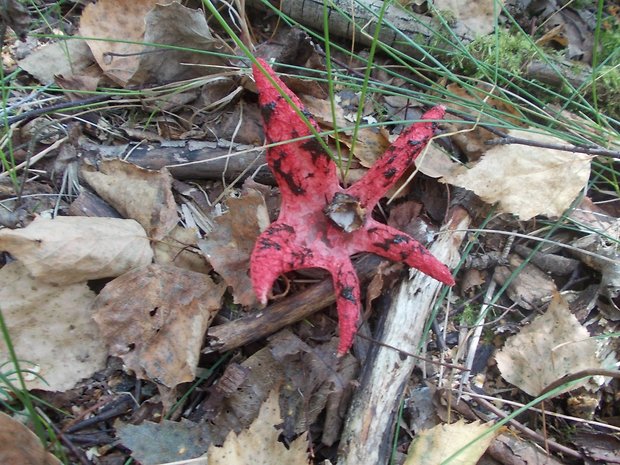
[203,254,385,354]
[78,138,272,183]
[338,206,471,465]
[246,0,436,55]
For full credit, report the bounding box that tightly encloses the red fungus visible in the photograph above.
[250,59,455,355]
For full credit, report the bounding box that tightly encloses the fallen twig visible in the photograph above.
[203,254,387,353]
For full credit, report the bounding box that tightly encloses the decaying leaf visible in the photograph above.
[18,39,94,85]
[212,331,344,441]
[198,189,269,307]
[154,225,210,274]
[93,264,225,388]
[81,159,179,241]
[0,411,62,465]
[117,418,216,465]
[80,0,223,86]
[496,293,615,397]
[0,261,106,392]
[206,388,311,465]
[404,419,497,465]
[301,94,391,168]
[442,129,592,220]
[0,216,153,285]
[79,0,157,86]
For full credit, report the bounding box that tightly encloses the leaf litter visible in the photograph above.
[1,1,619,464]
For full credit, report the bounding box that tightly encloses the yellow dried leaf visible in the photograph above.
[405,420,496,465]
[496,293,613,396]
[442,129,592,220]
[206,389,311,465]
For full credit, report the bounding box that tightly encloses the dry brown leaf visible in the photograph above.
[404,419,497,465]
[79,0,159,86]
[301,94,391,168]
[0,216,153,285]
[79,0,223,86]
[0,261,106,392]
[153,225,210,274]
[134,2,224,85]
[198,189,269,307]
[442,129,592,220]
[81,159,179,240]
[343,126,391,168]
[18,39,94,85]
[495,293,614,397]
[206,388,311,465]
[93,264,225,388]
[0,411,62,465]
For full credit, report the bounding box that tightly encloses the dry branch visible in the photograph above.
[203,254,386,354]
[78,138,271,183]
[338,205,471,465]
[245,0,437,56]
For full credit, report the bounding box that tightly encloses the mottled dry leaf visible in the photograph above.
[0,216,153,285]
[80,0,223,86]
[206,389,311,465]
[496,293,612,397]
[18,39,94,85]
[442,130,592,220]
[82,159,178,240]
[153,225,210,274]
[433,0,501,38]
[0,261,106,392]
[1,0,31,39]
[404,419,497,465]
[0,411,62,465]
[93,264,225,388]
[135,2,223,84]
[118,418,215,465]
[198,189,269,306]
[345,127,391,168]
[301,94,391,168]
[79,0,159,86]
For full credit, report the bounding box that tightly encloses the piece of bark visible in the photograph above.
[77,137,271,183]
[202,254,385,354]
[68,190,122,218]
[337,206,470,465]
[513,243,579,276]
[246,0,437,56]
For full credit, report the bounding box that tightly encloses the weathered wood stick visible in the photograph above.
[338,205,471,465]
[203,254,386,354]
[78,138,272,183]
[245,0,437,56]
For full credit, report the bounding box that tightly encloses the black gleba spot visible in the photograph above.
[261,101,277,124]
[340,286,356,302]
